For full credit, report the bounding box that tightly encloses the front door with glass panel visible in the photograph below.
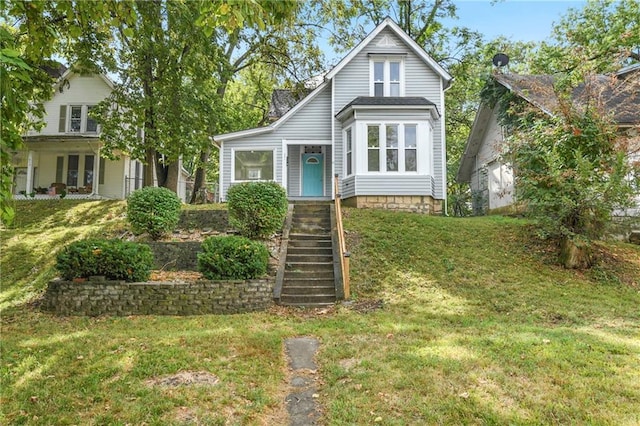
[302,153,323,196]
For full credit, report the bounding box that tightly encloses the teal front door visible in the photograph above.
[302,153,324,196]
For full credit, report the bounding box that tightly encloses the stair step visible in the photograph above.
[287,247,333,256]
[280,294,337,305]
[283,277,335,285]
[284,270,334,279]
[286,255,333,263]
[285,262,334,272]
[281,286,336,296]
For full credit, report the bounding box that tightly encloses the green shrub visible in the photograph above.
[227,181,287,239]
[127,186,182,240]
[197,236,269,280]
[56,239,154,282]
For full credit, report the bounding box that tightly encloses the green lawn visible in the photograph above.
[2,201,639,425]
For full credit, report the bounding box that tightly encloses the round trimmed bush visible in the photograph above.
[56,239,154,282]
[127,186,182,240]
[227,181,287,239]
[197,235,269,280]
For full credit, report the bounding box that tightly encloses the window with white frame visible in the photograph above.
[345,128,353,176]
[365,123,422,174]
[371,58,403,97]
[60,105,98,133]
[367,125,380,172]
[234,150,274,181]
[404,125,417,172]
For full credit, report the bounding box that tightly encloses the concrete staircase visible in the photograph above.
[279,202,337,307]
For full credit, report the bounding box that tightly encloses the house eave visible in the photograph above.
[456,102,494,183]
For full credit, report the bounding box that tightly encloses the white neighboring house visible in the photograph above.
[457,66,640,215]
[12,68,189,201]
[214,18,453,214]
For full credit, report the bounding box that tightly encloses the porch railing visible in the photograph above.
[334,174,350,299]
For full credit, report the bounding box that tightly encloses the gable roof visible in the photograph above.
[325,17,452,88]
[54,67,116,92]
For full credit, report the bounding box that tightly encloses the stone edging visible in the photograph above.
[41,278,273,316]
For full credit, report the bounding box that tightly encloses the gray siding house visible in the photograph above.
[214,18,452,213]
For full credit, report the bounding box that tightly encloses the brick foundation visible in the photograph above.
[342,195,442,214]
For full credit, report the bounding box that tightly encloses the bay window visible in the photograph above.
[363,122,424,174]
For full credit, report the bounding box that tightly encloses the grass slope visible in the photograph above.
[1,201,639,425]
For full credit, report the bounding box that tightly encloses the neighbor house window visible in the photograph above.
[367,125,380,172]
[59,105,98,133]
[86,106,98,133]
[84,155,94,186]
[371,58,403,97]
[70,106,82,132]
[345,128,353,176]
[234,150,274,181]
[67,154,79,187]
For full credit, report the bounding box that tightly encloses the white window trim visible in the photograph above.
[344,127,354,177]
[358,120,431,175]
[66,104,99,134]
[369,57,405,97]
[230,148,277,183]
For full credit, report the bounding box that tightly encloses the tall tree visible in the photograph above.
[188,1,324,203]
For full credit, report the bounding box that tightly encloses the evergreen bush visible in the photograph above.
[127,186,182,240]
[56,239,154,282]
[197,235,269,280]
[227,181,287,239]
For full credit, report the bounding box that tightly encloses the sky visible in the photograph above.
[447,0,587,43]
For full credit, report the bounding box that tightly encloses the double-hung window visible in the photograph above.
[371,58,403,97]
[345,128,353,176]
[365,123,421,174]
[60,105,98,133]
[367,125,380,172]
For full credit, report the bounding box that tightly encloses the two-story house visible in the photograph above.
[12,68,189,201]
[214,18,452,213]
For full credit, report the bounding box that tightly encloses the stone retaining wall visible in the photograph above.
[147,241,202,271]
[42,278,273,316]
[178,210,229,231]
[343,195,442,214]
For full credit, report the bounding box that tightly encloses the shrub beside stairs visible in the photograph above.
[275,202,341,307]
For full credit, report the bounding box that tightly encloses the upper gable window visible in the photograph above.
[60,105,99,134]
[370,58,403,97]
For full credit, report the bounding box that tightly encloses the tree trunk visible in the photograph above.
[143,148,156,187]
[164,160,180,193]
[189,149,208,203]
[559,237,593,269]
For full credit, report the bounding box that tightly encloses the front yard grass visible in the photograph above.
[2,201,639,424]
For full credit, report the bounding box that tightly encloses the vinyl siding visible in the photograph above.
[333,27,447,200]
[30,74,112,136]
[220,86,332,200]
[288,145,301,196]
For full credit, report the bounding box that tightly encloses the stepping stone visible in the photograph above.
[284,337,321,425]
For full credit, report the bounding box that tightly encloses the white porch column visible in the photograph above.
[25,150,34,193]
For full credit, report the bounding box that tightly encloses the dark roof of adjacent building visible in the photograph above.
[494,71,640,125]
[268,89,310,121]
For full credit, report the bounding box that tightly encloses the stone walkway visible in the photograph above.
[284,337,322,425]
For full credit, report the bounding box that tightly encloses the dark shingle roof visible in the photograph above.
[494,71,640,125]
[336,96,438,118]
